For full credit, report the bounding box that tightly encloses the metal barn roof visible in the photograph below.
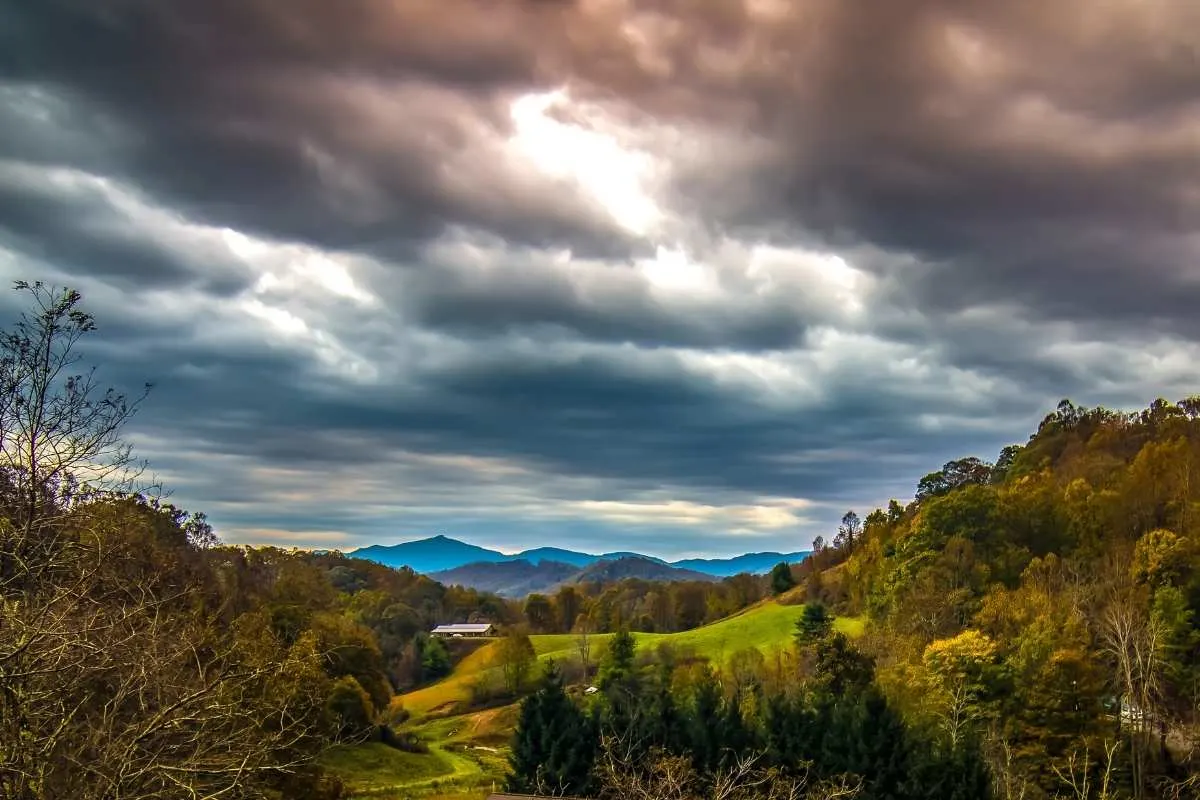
[432,623,494,632]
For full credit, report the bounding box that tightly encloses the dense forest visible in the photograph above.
[510,398,1200,798]
[4,281,1199,799]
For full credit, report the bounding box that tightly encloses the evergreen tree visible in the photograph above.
[419,636,451,681]
[851,689,911,800]
[814,632,875,697]
[818,689,909,800]
[906,737,992,800]
[687,668,725,774]
[770,561,796,594]
[641,662,684,753]
[717,690,757,767]
[506,661,598,796]
[795,601,834,645]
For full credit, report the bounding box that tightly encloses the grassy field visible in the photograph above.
[319,742,457,795]
[401,602,866,717]
[323,706,519,800]
[340,603,868,798]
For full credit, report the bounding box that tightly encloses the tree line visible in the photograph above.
[507,623,988,799]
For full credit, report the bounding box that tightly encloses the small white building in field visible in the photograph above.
[431,623,495,638]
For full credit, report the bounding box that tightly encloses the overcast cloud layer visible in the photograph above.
[1,0,1198,557]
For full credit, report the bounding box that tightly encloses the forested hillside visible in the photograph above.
[506,397,1200,800]
[825,397,1200,798]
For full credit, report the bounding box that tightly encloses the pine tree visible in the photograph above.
[506,661,598,796]
[795,601,834,645]
[814,632,875,697]
[687,668,725,775]
[770,561,796,594]
[818,688,910,800]
[419,636,451,680]
[598,627,641,735]
[906,737,991,800]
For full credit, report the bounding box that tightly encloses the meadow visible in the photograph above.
[323,603,866,798]
[402,601,863,717]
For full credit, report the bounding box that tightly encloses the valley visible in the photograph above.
[324,601,868,798]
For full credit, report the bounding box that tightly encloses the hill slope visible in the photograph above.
[432,555,719,597]
[399,601,864,717]
[351,535,506,574]
[672,550,812,577]
[430,559,580,597]
[562,556,718,587]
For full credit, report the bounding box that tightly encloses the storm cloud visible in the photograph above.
[1,0,1197,557]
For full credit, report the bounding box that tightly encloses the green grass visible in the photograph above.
[361,605,869,798]
[834,614,867,638]
[327,706,520,799]
[399,602,867,718]
[319,742,455,795]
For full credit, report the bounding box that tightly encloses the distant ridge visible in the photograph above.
[430,555,721,597]
[349,535,810,585]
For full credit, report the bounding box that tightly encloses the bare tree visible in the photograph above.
[0,282,149,593]
[576,613,593,680]
[592,732,862,800]
[0,283,335,799]
[0,283,148,524]
[983,732,1032,800]
[1095,556,1166,800]
[1051,739,1123,800]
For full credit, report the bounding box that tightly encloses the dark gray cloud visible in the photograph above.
[1,0,1198,555]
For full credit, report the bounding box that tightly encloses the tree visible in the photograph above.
[672,582,709,628]
[420,635,452,681]
[326,675,376,739]
[814,633,875,698]
[837,511,862,554]
[575,613,594,679]
[922,630,1004,751]
[599,628,637,695]
[916,457,994,501]
[795,601,834,646]
[0,282,149,586]
[497,628,537,696]
[507,661,598,796]
[555,584,582,633]
[769,561,796,595]
[1097,574,1166,799]
[524,592,554,631]
[0,284,333,799]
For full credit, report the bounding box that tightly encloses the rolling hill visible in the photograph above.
[398,601,865,717]
[351,534,810,578]
[564,555,717,586]
[429,558,581,597]
[432,555,718,597]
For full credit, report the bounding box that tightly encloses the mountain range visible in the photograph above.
[428,556,724,597]
[349,535,811,596]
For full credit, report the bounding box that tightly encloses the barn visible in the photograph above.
[430,622,496,638]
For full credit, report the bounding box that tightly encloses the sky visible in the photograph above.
[1,0,1198,559]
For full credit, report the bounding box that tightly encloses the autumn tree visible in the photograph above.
[834,511,862,553]
[555,584,582,633]
[498,627,537,696]
[0,283,335,799]
[524,592,554,631]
